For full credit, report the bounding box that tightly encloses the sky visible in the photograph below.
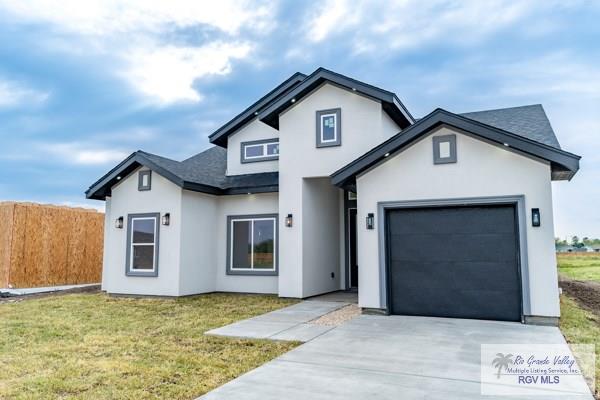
[0,0,598,239]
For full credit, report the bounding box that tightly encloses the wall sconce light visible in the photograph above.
[531,208,540,227]
[285,213,293,227]
[162,213,170,226]
[115,216,124,229]
[366,213,374,230]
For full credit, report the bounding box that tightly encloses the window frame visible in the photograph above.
[138,170,152,191]
[240,138,279,163]
[433,134,457,164]
[226,214,278,276]
[126,213,160,277]
[316,108,342,148]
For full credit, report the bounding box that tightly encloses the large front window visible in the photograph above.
[126,213,159,276]
[227,215,278,275]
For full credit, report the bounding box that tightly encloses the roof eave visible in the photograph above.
[208,72,306,148]
[258,68,414,130]
[331,109,581,187]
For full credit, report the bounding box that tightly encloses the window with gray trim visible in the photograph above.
[126,213,159,277]
[433,134,457,164]
[227,214,278,276]
[316,108,341,147]
[241,139,279,163]
[138,170,152,191]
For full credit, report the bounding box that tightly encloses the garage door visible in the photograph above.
[386,204,521,322]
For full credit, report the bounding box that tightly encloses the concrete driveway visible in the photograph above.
[201,314,593,399]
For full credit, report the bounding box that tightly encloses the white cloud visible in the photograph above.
[43,143,129,165]
[124,42,252,104]
[303,0,564,53]
[0,78,49,108]
[0,0,275,104]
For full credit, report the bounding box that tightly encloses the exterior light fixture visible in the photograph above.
[115,216,124,229]
[352,87,357,91]
[503,143,510,147]
[285,214,293,227]
[366,213,375,230]
[384,152,390,157]
[116,176,122,180]
[291,98,296,103]
[162,213,170,226]
[531,208,540,227]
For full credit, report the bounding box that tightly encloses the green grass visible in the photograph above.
[0,293,299,399]
[558,253,600,281]
[560,295,600,398]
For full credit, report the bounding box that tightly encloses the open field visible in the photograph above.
[560,295,600,398]
[558,252,600,282]
[0,292,299,399]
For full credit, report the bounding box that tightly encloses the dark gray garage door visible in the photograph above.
[386,205,521,322]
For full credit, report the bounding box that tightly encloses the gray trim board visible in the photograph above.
[376,195,531,318]
[432,134,457,164]
[316,108,341,148]
[259,67,414,130]
[331,108,581,187]
[226,214,279,276]
[138,170,152,191]
[240,138,279,163]
[125,212,160,277]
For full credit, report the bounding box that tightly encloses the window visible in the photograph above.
[138,170,152,191]
[433,134,457,164]
[126,213,159,276]
[227,214,278,275]
[316,108,341,147]
[241,139,279,163]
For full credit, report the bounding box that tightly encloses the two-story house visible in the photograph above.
[86,68,580,325]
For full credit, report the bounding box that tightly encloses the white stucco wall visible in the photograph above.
[278,83,402,297]
[179,190,219,295]
[226,119,279,176]
[102,167,183,296]
[301,178,341,297]
[356,127,559,317]
[215,193,279,294]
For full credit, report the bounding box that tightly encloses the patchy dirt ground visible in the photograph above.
[559,276,600,318]
[310,304,361,326]
[0,285,100,303]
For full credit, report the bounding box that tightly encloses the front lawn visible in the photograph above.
[0,292,299,399]
[560,295,600,398]
[558,253,600,281]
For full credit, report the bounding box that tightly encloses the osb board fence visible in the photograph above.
[0,202,104,289]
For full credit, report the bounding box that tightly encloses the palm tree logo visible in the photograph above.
[492,353,513,378]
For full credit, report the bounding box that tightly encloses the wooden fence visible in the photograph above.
[0,202,104,289]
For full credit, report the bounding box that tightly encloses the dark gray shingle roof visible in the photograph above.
[460,104,561,149]
[86,146,277,199]
[140,147,278,191]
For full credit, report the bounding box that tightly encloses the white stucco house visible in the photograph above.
[87,68,580,325]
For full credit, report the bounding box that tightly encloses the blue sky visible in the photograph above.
[0,1,598,239]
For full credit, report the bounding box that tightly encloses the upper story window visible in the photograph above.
[241,138,279,163]
[316,108,341,148]
[138,170,151,191]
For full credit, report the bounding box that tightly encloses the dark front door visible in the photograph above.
[349,208,358,288]
[386,204,521,322]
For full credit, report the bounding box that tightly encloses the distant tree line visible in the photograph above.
[555,236,600,249]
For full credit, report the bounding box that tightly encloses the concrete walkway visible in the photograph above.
[205,300,346,342]
[201,314,593,399]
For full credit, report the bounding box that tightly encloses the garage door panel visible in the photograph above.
[389,233,517,263]
[388,206,516,235]
[386,204,521,322]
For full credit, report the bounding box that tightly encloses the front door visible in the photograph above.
[349,208,358,288]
